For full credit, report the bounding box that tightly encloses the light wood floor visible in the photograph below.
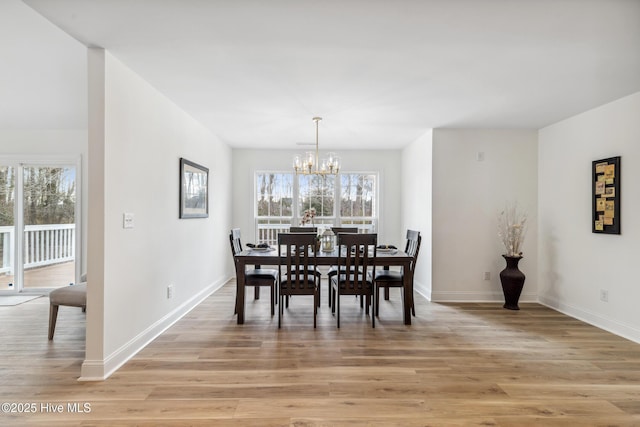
[1,279,639,426]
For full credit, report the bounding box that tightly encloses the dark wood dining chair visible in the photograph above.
[374,229,421,318]
[229,228,278,316]
[331,233,377,328]
[278,233,320,328]
[284,227,321,306]
[326,227,359,306]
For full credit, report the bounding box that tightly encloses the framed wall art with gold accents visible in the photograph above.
[592,156,620,234]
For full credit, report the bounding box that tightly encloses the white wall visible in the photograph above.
[400,130,432,299]
[0,130,88,275]
[432,129,538,302]
[83,50,233,379]
[538,91,640,343]
[231,148,402,247]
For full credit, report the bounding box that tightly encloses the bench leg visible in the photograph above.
[48,304,59,340]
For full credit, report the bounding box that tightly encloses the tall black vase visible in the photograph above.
[500,255,525,310]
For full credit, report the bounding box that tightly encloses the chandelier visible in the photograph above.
[293,117,340,176]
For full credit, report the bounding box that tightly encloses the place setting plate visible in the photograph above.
[247,244,274,252]
[250,247,271,252]
[377,246,398,254]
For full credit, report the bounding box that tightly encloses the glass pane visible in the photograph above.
[256,173,293,217]
[340,173,376,217]
[0,166,15,290]
[299,175,335,217]
[23,166,76,289]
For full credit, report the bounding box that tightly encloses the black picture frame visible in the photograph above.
[592,156,620,234]
[179,158,209,219]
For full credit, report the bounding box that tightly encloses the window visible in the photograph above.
[298,174,335,225]
[339,173,377,231]
[255,172,293,243]
[255,171,378,243]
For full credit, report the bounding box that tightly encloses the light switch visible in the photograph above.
[123,212,135,229]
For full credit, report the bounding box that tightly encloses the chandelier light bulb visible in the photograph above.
[292,117,341,177]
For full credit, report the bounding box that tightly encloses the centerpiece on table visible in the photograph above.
[497,202,527,310]
[300,208,321,250]
[300,208,316,226]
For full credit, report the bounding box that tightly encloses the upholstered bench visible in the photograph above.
[48,282,86,340]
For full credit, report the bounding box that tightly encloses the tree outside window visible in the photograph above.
[255,171,377,239]
[298,175,335,220]
[256,172,293,218]
[340,173,375,217]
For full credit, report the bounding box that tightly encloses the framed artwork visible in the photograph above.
[592,156,620,234]
[179,158,209,219]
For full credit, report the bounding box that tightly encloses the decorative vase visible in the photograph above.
[499,255,525,310]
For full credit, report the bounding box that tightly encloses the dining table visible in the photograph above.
[234,246,414,325]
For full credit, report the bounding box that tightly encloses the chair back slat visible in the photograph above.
[229,228,243,259]
[331,227,358,234]
[404,229,422,270]
[337,233,377,293]
[289,226,318,233]
[278,233,318,293]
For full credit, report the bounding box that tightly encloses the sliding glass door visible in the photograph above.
[0,160,79,294]
[22,165,76,290]
[0,165,15,291]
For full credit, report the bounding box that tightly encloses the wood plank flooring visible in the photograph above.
[1,279,639,426]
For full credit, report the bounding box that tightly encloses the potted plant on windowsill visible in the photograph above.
[497,202,527,310]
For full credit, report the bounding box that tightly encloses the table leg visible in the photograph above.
[236,262,246,324]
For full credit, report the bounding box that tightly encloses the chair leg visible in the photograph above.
[336,291,340,328]
[411,281,416,316]
[364,294,370,315]
[331,284,336,314]
[375,285,380,316]
[270,285,275,316]
[278,293,283,328]
[254,286,260,300]
[314,289,318,328]
[372,290,375,328]
[384,287,390,300]
[48,303,59,340]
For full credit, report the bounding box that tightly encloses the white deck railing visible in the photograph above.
[0,224,75,274]
[255,220,376,246]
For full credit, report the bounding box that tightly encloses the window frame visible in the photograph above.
[254,170,379,240]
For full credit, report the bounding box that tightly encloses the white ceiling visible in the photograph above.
[8,0,640,149]
[0,0,86,130]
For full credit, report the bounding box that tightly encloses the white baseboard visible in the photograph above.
[414,280,536,303]
[430,290,537,303]
[538,295,640,345]
[79,277,229,381]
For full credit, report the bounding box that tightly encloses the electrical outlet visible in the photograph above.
[600,289,608,302]
[123,212,135,229]
[483,271,491,281]
[167,284,174,299]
